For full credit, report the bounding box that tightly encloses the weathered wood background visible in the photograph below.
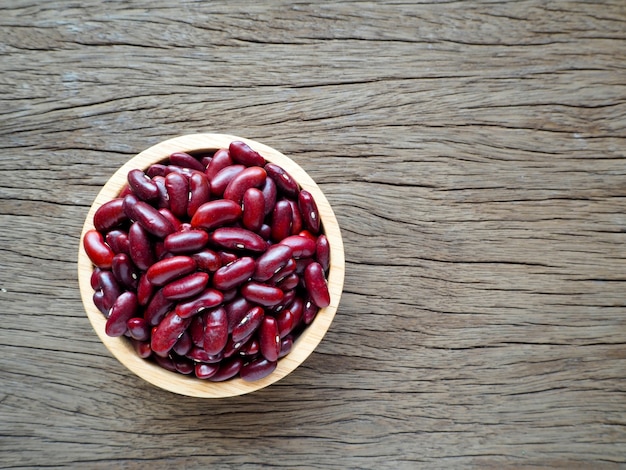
[1,1,625,468]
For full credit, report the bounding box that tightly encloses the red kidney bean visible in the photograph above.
[218,250,238,266]
[136,273,154,306]
[210,164,245,196]
[259,316,280,362]
[239,337,260,356]
[222,331,253,358]
[221,288,237,303]
[241,282,284,307]
[189,315,205,349]
[84,230,115,269]
[223,166,267,204]
[276,309,295,338]
[165,164,195,178]
[287,296,304,327]
[265,162,299,198]
[205,148,232,180]
[164,229,208,254]
[232,305,264,343]
[187,172,211,218]
[93,290,108,315]
[226,296,253,333]
[276,272,299,291]
[164,172,189,220]
[127,169,159,202]
[192,249,221,272]
[144,288,175,326]
[302,298,319,325]
[169,152,206,172]
[209,227,267,252]
[153,354,177,372]
[191,199,242,230]
[90,267,102,290]
[105,229,130,256]
[253,243,293,281]
[213,256,255,291]
[279,234,316,258]
[105,291,138,337]
[208,357,243,382]
[240,357,277,382]
[268,257,297,285]
[195,362,220,379]
[242,188,265,232]
[199,154,213,168]
[172,354,194,375]
[258,223,272,241]
[152,175,170,209]
[286,199,303,235]
[151,311,191,357]
[111,253,139,289]
[304,262,330,308]
[162,271,209,300]
[127,316,150,341]
[124,195,175,239]
[94,198,127,233]
[273,289,296,313]
[98,270,122,312]
[119,184,132,198]
[147,163,168,178]
[146,255,196,286]
[174,287,224,319]
[158,207,182,232]
[132,339,152,359]
[278,335,293,358]
[298,229,317,242]
[187,346,222,363]
[316,234,330,272]
[260,176,277,216]
[172,330,192,356]
[298,189,321,234]
[270,200,293,242]
[203,307,229,355]
[229,141,266,167]
[295,257,315,276]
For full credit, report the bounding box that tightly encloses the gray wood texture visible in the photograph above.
[1,1,625,468]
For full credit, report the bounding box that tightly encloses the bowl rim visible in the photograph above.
[77,133,345,398]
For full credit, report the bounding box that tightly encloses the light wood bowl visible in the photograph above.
[77,134,345,398]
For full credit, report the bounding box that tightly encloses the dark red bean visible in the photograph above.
[119,184,132,198]
[164,230,209,254]
[276,309,295,338]
[192,249,221,272]
[298,189,321,234]
[271,200,293,242]
[187,172,211,218]
[302,298,319,325]
[174,288,224,319]
[151,311,191,357]
[152,175,170,209]
[287,296,304,327]
[239,337,260,356]
[98,270,122,312]
[259,316,280,362]
[316,234,330,272]
[124,195,175,239]
[279,235,316,258]
[222,287,238,303]
[253,243,293,281]
[199,154,213,168]
[276,272,299,291]
[105,291,138,337]
[127,169,159,202]
[213,256,255,291]
[90,267,102,290]
[223,166,267,204]
[111,253,138,289]
[195,362,220,379]
[210,164,245,197]
[94,198,127,233]
[295,257,315,276]
[260,177,277,217]
[127,317,150,341]
[172,354,194,375]
[165,172,189,220]
[132,339,152,359]
[172,330,193,356]
[146,255,196,286]
[209,227,267,252]
[165,164,195,178]
[105,229,130,256]
[273,289,296,313]
[268,258,297,285]
[304,262,331,308]
[242,188,265,232]
[189,315,205,348]
[229,141,266,167]
[208,357,243,382]
[287,199,303,235]
[136,273,154,306]
[84,230,115,269]
[169,152,206,172]
[153,354,177,372]
[205,148,232,180]
[218,250,238,266]
[187,346,223,363]
[147,163,168,178]
[240,357,277,382]
[144,288,175,326]
[158,208,182,232]
[226,297,253,333]
[265,162,299,198]
[93,290,108,315]
[191,199,242,230]
[241,282,284,307]
[203,307,229,355]
[278,335,293,358]
[258,223,272,241]
[162,272,209,300]
[232,306,264,343]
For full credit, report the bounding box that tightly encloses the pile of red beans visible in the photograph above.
[83,141,331,382]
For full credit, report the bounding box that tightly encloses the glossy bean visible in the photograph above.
[287,296,304,327]
[278,335,293,358]
[93,290,108,315]
[265,162,299,198]
[90,267,102,290]
[192,249,221,272]
[273,289,296,313]
[208,357,243,382]
[162,272,209,300]
[153,354,177,372]
[231,306,264,343]
[132,339,152,359]
[203,307,229,355]
[253,243,293,281]
[123,195,175,238]
[279,234,316,258]
[267,257,297,285]
[111,253,139,289]
[187,346,221,363]
[158,207,182,232]
[94,198,127,233]
[316,234,330,272]
[187,172,211,218]
[98,270,122,312]
[260,176,277,216]
[229,141,266,167]
[298,189,320,233]
[218,250,238,266]
[169,151,206,172]
[127,316,150,341]
[137,273,154,306]
[189,315,205,348]
[174,288,224,319]
[191,199,242,230]
[241,282,284,307]
[240,357,277,382]
[302,298,319,325]
[239,337,260,356]
[165,164,195,178]
[83,230,115,269]
[286,198,303,235]
[226,297,253,333]
[304,262,331,308]
[209,164,245,197]
[199,154,213,168]
[165,172,189,219]
[127,169,159,202]
[152,175,170,209]
[271,200,293,242]
[147,163,168,178]
[258,223,272,241]
[172,354,194,375]
[223,166,267,204]
[105,229,130,256]
[164,230,209,254]
[172,330,193,356]
[144,288,175,326]
[259,316,281,362]
[209,227,267,252]
[213,256,255,291]
[151,311,191,357]
[146,255,196,286]
[276,309,295,338]
[276,272,299,291]
[105,291,138,337]
[242,188,265,232]
[195,362,220,379]
[222,334,252,358]
[205,148,232,180]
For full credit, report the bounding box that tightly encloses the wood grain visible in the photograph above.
[1,0,625,468]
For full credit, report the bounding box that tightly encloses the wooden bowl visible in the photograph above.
[77,134,345,398]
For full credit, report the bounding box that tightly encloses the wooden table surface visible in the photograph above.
[2,1,625,468]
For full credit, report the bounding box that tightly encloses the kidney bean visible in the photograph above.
[195,362,220,379]
[127,316,150,341]
[158,207,182,232]
[241,282,284,307]
[209,227,267,252]
[98,270,122,312]
[258,176,277,217]
[134,274,153,307]
[304,262,330,308]
[240,357,277,382]
[192,249,221,272]
[270,200,293,242]
[297,189,321,234]
[90,267,102,290]
[162,272,209,300]
[258,223,272,241]
[165,164,195,178]
[203,307,229,355]
[273,289,296,313]
[218,250,238,266]
[279,234,316,258]
[172,354,194,375]
[187,172,211,218]
[276,309,295,338]
[111,253,139,289]
[210,164,245,197]
[302,298,319,325]
[147,163,168,178]
[153,354,177,372]
[119,184,132,198]
[286,199,303,235]
[169,151,206,172]
[152,175,170,209]
[265,162,299,198]
[124,195,175,239]
[127,169,159,202]
[144,288,175,326]
[253,243,293,281]
[190,199,242,230]
[276,272,299,291]
[199,154,213,168]
[189,315,205,349]
[105,229,130,256]
[239,337,260,356]
[84,230,115,269]
[151,311,191,357]
[229,141,266,167]
[232,305,264,343]
[94,198,127,233]
[226,296,253,333]
[172,330,192,356]
[295,257,315,276]
[105,291,138,337]
[187,346,222,364]
[208,357,243,382]
[316,234,330,272]
[93,290,108,315]
[259,316,280,362]
[223,166,267,204]
[287,296,304,327]
[164,172,189,220]
[205,148,232,180]
[278,335,293,359]
[222,333,252,358]
[210,256,252,291]
[174,288,224,319]
[132,339,152,359]
[146,255,196,286]
[164,229,208,254]
[268,257,297,285]
[242,188,265,232]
